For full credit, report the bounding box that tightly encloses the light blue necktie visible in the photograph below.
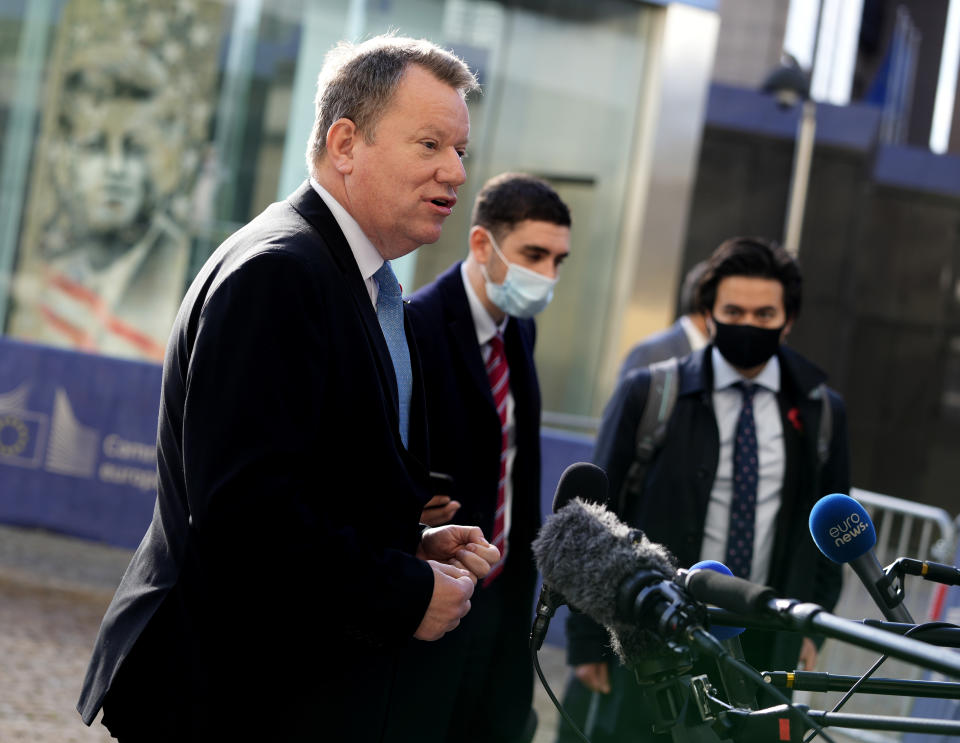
[373,261,412,448]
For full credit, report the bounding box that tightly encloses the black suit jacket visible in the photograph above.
[568,345,850,668]
[407,262,541,587]
[78,182,435,741]
[402,263,541,730]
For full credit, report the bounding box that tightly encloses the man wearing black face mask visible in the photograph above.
[559,237,849,743]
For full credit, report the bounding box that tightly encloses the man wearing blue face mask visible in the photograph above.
[385,173,571,743]
[559,237,849,743]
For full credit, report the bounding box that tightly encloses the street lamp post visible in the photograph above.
[762,55,816,259]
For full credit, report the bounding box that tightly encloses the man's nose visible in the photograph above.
[437,148,466,188]
[536,264,559,280]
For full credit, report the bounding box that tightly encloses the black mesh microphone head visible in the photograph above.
[551,462,608,513]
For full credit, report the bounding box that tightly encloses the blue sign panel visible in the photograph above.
[0,338,602,589]
[0,337,161,548]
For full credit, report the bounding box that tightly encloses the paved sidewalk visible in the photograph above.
[0,525,132,742]
[0,523,571,742]
[4,520,937,743]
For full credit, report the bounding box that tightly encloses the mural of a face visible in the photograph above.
[49,44,178,267]
[7,0,222,361]
[66,96,153,236]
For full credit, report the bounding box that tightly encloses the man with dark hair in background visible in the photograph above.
[388,173,571,743]
[617,260,709,381]
[559,237,849,742]
[77,34,501,742]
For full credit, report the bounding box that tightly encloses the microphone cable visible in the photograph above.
[530,645,593,743]
[801,620,960,743]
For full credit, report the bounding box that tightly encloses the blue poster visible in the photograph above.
[0,337,601,576]
[0,337,161,547]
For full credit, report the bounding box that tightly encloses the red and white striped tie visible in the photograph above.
[485,332,509,584]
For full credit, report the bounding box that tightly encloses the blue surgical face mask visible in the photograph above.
[481,230,557,318]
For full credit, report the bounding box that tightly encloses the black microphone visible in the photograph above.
[678,568,960,678]
[532,496,707,663]
[809,494,914,623]
[680,568,776,615]
[530,462,608,650]
[888,557,960,587]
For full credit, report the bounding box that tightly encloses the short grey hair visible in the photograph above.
[305,34,479,179]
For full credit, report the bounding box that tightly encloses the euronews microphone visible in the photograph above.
[530,462,608,651]
[809,493,914,623]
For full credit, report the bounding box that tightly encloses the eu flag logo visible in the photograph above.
[0,412,47,468]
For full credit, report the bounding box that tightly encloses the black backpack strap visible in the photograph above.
[617,356,679,516]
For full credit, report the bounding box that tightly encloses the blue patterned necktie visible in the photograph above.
[726,382,758,579]
[373,261,412,449]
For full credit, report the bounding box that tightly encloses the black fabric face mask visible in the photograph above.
[712,319,784,369]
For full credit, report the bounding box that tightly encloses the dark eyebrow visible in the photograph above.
[416,125,470,148]
[721,303,777,313]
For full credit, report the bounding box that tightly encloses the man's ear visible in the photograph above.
[468,225,493,264]
[702,311,716,339]
[781,315,795,341]
[325,118,358,174]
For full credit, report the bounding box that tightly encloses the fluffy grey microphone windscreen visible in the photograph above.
[532,498,676,628]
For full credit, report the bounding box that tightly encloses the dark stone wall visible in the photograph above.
[685,93,960,513]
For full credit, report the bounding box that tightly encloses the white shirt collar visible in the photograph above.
[460,261,507,346]
[679,314,708,351]
[310,178,383,283]
[712,345,781,393]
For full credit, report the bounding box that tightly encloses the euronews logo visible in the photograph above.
[828,512,869,546]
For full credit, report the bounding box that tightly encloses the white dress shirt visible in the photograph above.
[310,178,384,306]
[700,347,785,584]
[460,261,516,547]
[680,314,709,352]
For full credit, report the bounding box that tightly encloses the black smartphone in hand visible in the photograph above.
[426,471,454,500]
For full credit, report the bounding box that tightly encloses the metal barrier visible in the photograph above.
[851,487,957,567]
[805,489,958,743]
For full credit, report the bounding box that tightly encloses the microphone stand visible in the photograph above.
[685,654,960,741]
[653,601,960,742]
[718,705,960,740]
[627,649,727,743]
[859,618,960,647]
[538,607,959,743]
[611,658,960,743]
[763,670,960,698]
[614,578,836,743]
[706,607,960,653]
[884,557,960,588]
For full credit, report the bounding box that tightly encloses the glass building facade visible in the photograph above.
[0,0,717,420]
